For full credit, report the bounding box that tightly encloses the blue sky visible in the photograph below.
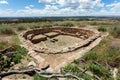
[0,0,120,17]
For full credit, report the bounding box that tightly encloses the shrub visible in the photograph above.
[83,52,99,61]
[0,26,15,35]
[41,23,52,28]
[98,25,107,32]
[90,21,97,25]
[62,64,92,80]
[0,45,28,71]
[11,54,22,63]
[87,63,110,78]
[33,74,47,80]
[0,41,9,50]
[110,26,120,38]
[61,21,74,27]
[16,26,27,31]
[54,21,74,27]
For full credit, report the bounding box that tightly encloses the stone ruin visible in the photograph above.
[19,27,100,54]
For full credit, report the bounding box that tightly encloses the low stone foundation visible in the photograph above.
[19,27,100,54]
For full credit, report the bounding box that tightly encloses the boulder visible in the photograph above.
[31,35,47,44]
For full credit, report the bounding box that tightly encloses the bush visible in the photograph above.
[0,45,28,71]
[98,25,107,32]
[87,63,110,78]
[11,54,22,63]
[90,21,97,25]
[33,74,47,80]
[30,23,52,29]
[54,21,74,27]
[0,42,9,50]
[83,52,99,61]
[110,26,120,38]
[41,23,52,28]
[16,26,27,31]
[0,26,15,35]
[62,64,92,80]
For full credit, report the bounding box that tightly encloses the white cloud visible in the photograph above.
[39,0,104,9]
[106,2,120,13]
[0,1,120,17]
[0,0,8,4]
[38,0,56,4]
[25,5,34,9]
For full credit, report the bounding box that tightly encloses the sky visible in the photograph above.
[0,0,120,17]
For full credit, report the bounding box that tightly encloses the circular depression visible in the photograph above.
[19,27,100,54]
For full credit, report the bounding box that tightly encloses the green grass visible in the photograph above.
[87,63,110,78]
[11,35,22,45]
[65,36,120,80]
[33,74,47,80]
[61,64,92,80]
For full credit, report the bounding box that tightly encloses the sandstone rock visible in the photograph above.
[44,32,59,38]
[31,35,47,44]
[28,61,37,66]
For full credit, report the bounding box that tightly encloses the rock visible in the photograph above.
[44,32,59,38]
[39,61,48,69]
[27,34,34,40]
[31,35,47,44]
[28,61,37,66]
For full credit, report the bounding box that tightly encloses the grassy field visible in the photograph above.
[0,18,120,80]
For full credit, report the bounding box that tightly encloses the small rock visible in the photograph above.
[28,61,37,66]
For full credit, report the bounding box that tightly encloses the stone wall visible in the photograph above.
[19,27,100,54]
[22,27,94,40]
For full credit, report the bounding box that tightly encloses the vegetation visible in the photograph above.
[54,21,74,27]
[110,26,120,38]
[98,25,107,32]
[0,41,9,49]
[0,18,120,79]
[61,64,92,80]
[16,26,27,31]
[33,74,47,80]
[0,45,27,71]
[0,26,15,35]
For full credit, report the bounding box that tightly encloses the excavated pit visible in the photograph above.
[20,27,99,54]
[19,27,103,72]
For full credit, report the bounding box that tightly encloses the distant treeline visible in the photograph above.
[0,16,120,24]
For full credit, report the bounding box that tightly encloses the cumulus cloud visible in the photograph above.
[106,2,120,13]
[38,0,104,9]
[25,5,34,9]
[0,0,120,17]
[0,0,8,4]
[38,0,56,4]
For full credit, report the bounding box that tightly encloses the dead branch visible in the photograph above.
[0,65,82,80]
[0,46,13,53]
[39,73,83,80]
